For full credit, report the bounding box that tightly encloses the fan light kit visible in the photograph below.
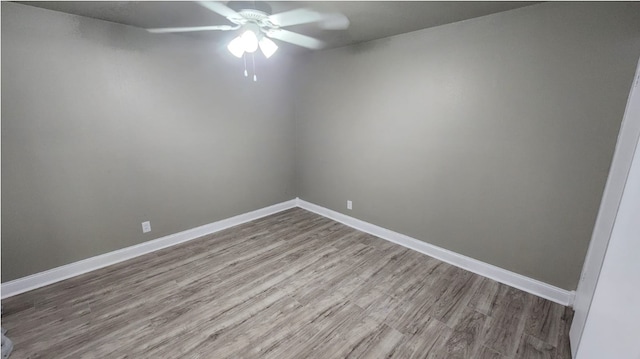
[147,1,349,81]
[227,24,278,59]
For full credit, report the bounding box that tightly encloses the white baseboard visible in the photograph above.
[1,199,298,299]
[2,197,576,307]
[296,198,576,307]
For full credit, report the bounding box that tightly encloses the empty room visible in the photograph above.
[2,1,639,358]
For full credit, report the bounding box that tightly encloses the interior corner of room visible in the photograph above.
[1,1,640,358]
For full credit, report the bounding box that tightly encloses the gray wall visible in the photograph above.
[294,2,640,290]
[1,3,296,281]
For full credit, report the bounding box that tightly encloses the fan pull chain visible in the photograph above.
[252,53,257,82]
[243,53,248,77]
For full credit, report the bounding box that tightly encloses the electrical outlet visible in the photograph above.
[142,221,151,233]
[347,200,353,210]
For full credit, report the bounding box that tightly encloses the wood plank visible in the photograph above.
[476,345,507,359]
[554,306,574,359]
[515,334,557,359]
[468,277,501,315]
[389,317,453,359]
[483,284,534,357]
[442,307,488,358]
[525,296,564,346]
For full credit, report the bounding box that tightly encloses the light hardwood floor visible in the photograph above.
[1,208,572,358]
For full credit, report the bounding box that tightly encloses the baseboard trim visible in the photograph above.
[296,198,576,307]
[1,199,298,299]
[2,197,576,306]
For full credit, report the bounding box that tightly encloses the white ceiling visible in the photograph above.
[18,1,539,52]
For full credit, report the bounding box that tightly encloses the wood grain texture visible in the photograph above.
[1,208,573,358]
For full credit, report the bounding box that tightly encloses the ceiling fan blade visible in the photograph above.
[319,13,350,30]
[147,25,237,33]
[268,8,349,30]
[197,1,242,22]
[267,29,325,50]
[268,9,323,27]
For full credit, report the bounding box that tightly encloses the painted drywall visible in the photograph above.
[574,111,640,359]
[293,2,640,290]
[1,2,296,281]
[570,60,640,354]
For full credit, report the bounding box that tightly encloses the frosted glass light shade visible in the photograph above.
[227,36,245,58]
[259,37,278,58]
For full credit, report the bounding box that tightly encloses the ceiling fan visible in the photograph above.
[147,1,350,59]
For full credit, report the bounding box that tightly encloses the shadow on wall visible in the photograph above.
[344,37,392,54]
[75,15,152,53]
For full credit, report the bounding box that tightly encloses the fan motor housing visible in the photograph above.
[228,1,272,16]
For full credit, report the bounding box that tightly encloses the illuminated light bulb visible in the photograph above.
[240,30,258,53]
[259,37,278,58]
